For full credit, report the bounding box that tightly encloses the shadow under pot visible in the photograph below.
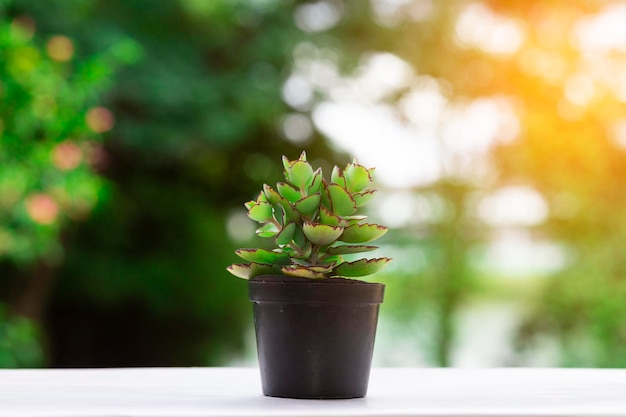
[248,275,385,399]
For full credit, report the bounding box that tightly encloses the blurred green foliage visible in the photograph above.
[1,0,337,367]
[0,3,138,365]
[0,8,133,263]
[0,305,42,367]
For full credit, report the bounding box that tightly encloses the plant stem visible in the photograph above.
[309,245,320,265]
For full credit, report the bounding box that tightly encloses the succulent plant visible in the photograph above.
[227,151,391,280]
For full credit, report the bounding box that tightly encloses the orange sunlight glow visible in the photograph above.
[293,1,626,278]
[455,3,525,55]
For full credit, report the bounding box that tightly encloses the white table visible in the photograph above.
[0,367,625,417]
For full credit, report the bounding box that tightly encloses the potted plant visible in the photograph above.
[227,151,391,399]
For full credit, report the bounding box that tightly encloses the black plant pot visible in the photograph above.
[248,275,385,399]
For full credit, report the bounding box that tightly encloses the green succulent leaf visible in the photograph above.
[327,245,378,255]
[293,242,313,259]
[295,193,321,218]
[278,199,299,222]
[331,166,346,188]
[308,168,323,194]
[332,257,392,277]
[288,160,314,189]
[227,262,280,280]
[319,254,343,265]
[342,214,368,223]
[244,200,256,210]
[248,201,273,222]
[271,203,285,226]
[344,163,372,193]
[277,182,301,203]
[327,184,357,216]
[256,222,279,238]
[282,155,292,172]
[262,184,283,205]
[235,248,290,265]
[340,223,388,243]
[348,218,367,226]
[281,265,326,279]
[256,190,267,204]
[320,205,343,227]
[353,190,377,207]
[303,222,344,246]
[276,221,296,246]
[308,264,336,273]
[292,226,306,248]
[321,179,332,210]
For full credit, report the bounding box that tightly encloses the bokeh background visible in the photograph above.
[2,0,626,368]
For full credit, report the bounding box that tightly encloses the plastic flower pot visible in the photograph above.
[248,275,385,399]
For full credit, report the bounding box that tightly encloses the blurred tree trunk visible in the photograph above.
[417,181,478,366]
[13,261,58,324]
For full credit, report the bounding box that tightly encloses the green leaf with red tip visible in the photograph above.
[302,222,344,246]
[327,184,357,216]
[271,203,285,226]
[308,168,323,194]
[331,166,346,188]
[282,155,292,172]
[332,257,392,277]
[326,245,378,255]
[348,218,366,226]
[281,265,325,279]
[320,179,332,210]
[256,191,267,204]
[277,199,299,222]
[353,189,377,207]
[292,242,313,259]
[288,160,314,189]
[276,222,296,246]
[320,205,344,227]
[342,214,368,223]
[340,223,388,243]
[295,193,321,218]
[235,249,290,265]
[298,150,307,161]
[344,163,372,193]
[261,185,298,223]
[227,262,280,280]
[307,264,335,274]
[277,182,301,203]
[244,200,256,210]
[263,184,283,205]
[256,222,279,238]
[248,201,272,222]
[319,254,343,265]
[293,226,307,248]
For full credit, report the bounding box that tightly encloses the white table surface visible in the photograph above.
[0,367,625,417]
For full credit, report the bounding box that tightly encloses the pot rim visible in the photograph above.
[248,275,385,305]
